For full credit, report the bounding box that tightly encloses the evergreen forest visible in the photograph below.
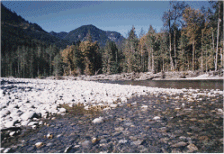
[1,1,223,78]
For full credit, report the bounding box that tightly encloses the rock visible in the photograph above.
[187,143,198,152]
[141,105,148,109]
[153,116,160,120]
[110,104,117,108]
[131,140,143,146]
[92,117,104,124]
[115,127,124,132]
[4,121,14,128]
[118,139,127,144]
[32,125,37,129]
[92,137,100,144]
[35,142,44,148]
[47,133,54,139]
[56,134,63,138]
[9,131,16,137]
[21,111,38,121]
[3,148,12,153]
[64,145,72,153]
[28,121,38,126]
[58,108,66,113]
[46,143,53,147]
[81,140,91,147]
[174,108,181,111]
[21,120,30,126]
[1,109,10,118]
[171,141,187,148]
[159,137,169,144]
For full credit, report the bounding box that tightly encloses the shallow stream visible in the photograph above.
[99,80,223,90]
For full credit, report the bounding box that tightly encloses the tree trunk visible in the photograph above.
[192,39,195,71]
[206,46,208,73]
[212,31,215,69]
[169,31,174,71]
[148,49,151,72]
[152,48,154,73]
[174,30,177,70]
[220,48,223,69]
[201,31,204,72]
[215,17,220,71]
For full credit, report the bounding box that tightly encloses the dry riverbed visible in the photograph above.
[0,77,223,153]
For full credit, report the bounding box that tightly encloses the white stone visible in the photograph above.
[58,108,66,113]
[141,105,148,109]
[153,116,160,120]
[28,121,38,126]
[9,131,16,137]
[3,148,11,153]
[92,117,104,124]
[1,109,10,118]
[110,104,117,108]
[35,142,43,148]
[21,111,37,121]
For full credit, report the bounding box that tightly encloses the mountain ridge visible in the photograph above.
[1,4,124,48]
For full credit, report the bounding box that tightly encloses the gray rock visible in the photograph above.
[118,139,127,144]
[21,111,38,121]
[35,142,44,148]
[92,117,104,124]
[64,145,72,153]
[1,109,10,118]
[3,148,13,153]
[187,144,198,152]
[81,140,91,147]
[171,141,187,148]
[46,143,53,147]
[28,121,38,126]
[131,140,143,146]
[9,131,16,137]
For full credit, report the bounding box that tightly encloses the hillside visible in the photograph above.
[63,24,124,46]
[1,4,69,50]
[49,31,68,39]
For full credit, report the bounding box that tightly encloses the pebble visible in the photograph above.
[47,133,54,139]
[171,141,187,148]
[187,143,198,152]
[35,142,44,148]
[131,140,143,146]
[64,145,72,153]
[81,140,91,147]
[3,148,12,153]
[118,139,127,144]
[153,116,160,120]
[92,117,104,124]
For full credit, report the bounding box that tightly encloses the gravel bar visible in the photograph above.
[0,77,223,153]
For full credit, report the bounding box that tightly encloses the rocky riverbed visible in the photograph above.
[0,77,223,153]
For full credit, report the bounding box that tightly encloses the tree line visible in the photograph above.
[2,1,223,78]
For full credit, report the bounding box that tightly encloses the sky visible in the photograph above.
[2,0,211,38]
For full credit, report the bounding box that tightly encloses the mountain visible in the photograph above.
[1,4,69,49]
[63,24,124,46]
[1,4,124,50]
[49,31,68,39]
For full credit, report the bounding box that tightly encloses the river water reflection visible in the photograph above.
[99,79,223,90]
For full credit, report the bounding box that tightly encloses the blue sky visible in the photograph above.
[2,1,211,38]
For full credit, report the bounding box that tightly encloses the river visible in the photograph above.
[99,79,223,90]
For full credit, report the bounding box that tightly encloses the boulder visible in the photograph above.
[20,111,38,121]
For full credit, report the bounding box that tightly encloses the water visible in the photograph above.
[99,79,223,90]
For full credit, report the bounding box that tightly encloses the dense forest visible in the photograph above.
[1,1,223,78]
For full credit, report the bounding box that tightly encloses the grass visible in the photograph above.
[59,103,101,117]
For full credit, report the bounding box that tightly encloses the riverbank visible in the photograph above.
[49,70,223,81]
[0,77,223,152]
